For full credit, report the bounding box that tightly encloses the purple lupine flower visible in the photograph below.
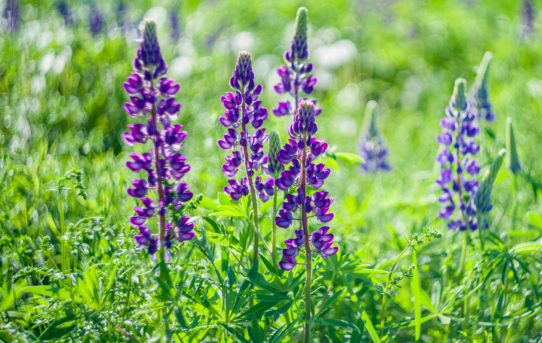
[124,20,194,258]
[272,7,321,117]
[277,100,337,270]
[217,51,274,202]
[2,0,19,33]
[359,100,391,173]
[89,6,104,36]
[521,0,535,37]
[436,78,481,231]
[469,52,495,122]
[116,1,127,31]
[169,4,180,41]
[57,1,74,26]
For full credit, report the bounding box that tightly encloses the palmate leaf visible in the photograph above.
[269,318,299,343]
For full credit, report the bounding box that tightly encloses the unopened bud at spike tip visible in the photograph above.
[268,131,283,179]
[451,78,468,112]
[292,7,309,60]
[506,117,522,174]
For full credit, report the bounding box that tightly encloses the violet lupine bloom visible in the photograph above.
[57,1,74,26]
[436,78,481,231]
[89,6,104,36]
[217,51,273,203]
[2,0,19,33]
[469,52,495,122]
[169,4,180,41]
[276,101,337,271]
[123,20,194,258]
[359,100,391,173]
[272,7,321,118]
[521,0,535,37]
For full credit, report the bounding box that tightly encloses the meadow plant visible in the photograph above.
[521,0,535,36]
[217,51,270,262]
[169,4,180,41]
[2,0,19,33]
[275,100,336,342]
[469,52,495,122]
[506,117,522,174]
[272,7,320,117]
[359,100,391,173]
[57,1,74,26]
[123,20,194,261]
[89,6,104,36]
[436,78,481,231]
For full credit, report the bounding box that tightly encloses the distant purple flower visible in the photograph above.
[123,20,194,258]
[3,0,19,33]
[89,6,104,36]
[57,1,74,26]
[217,51,274,202]
[436,79,481,231]
[469,52,495,122]
[359,100,391,173]
[116,1,127,31]
[521,0,535,37]
[272,7,321,118]
[277,101,337,270]
[169,4,180,41]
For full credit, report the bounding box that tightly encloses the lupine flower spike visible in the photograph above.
[268,131,283,270]
[469,52,495,122]
[506,117,522,174]
[89,6,104,36]
[123,20,194,260]
[217,51,270,263]
[2,0,19,33]
[359,100,391,173]
[436,78,482,231]
[276,100,336,343]
[272,7,320,118]
[521,0,535,37]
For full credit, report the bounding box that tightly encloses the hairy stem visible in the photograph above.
[239,88,260,265]
[380,243,411,336]
[300,144,312,343]
[150,103,169,339]
[272,184,278,271]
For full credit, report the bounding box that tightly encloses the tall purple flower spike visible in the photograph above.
[218,51,273,202]
[272,7,321,118]
[123,20,194,258]
[276,100,337,271]
[436,78,481,231]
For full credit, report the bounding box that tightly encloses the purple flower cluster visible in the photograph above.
[359,101,391,173]
[436,79,481,231]
[272,7,320,118]
[217,51,273,202]
[123,20,194,257]
[277,101,337,271]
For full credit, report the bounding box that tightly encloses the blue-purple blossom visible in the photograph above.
[57,1,74,26]
[272,7,321,117]
[521,0,535,37]
[89,6,104,36]
[277,101,337,270]
[124,20,194,257]
[170,4,180,41]
[469,52,495,122]
[359,100,391,173]
[436,78,481,231]
[218,51,273,202]
[3,0,19,33]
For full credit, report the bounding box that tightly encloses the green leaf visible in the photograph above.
[235,301,277,321]
[509,242,542,254]
[269,319,298,343]
[327,152,364,166]
[38,315,78,340]
[315,318,361,334]
[527,212,542,230]
[361,310,381,343]
[316,290,343,318]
